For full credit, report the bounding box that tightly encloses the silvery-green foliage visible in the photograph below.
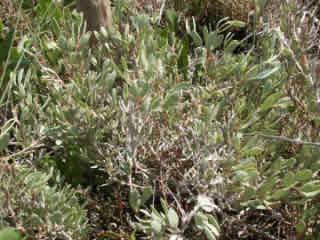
[0,164,88,239]
[136,198,220,240]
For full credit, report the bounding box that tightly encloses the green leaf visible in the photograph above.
[281,157,297,169]
[133,14,151,31]
[172,82,190,91]
[251,64,281,80]
[0,228,22,240]
[235,97,247,114]
[197,195,216,212]
[242,186,256,201]
[258,92,282,112]
[129,190,141,212]
[233,170,248,182]
[151,96,161,112]
[194,213,208,230]
[295,169,313,182]
[296,219,306,233]
[271,188,289,200]
[301,189,320,198]
[130,231,136,240]
[283,172,296,188]
[247,199,266,209]
[160,199,169,214]
[167,208,179,228]
[300,180,320,191]
[204,227,217,240]
[227,20,247,28]
[139,81,151,98]
[189,31,203,47]
[151,207,162,219]
[17,36,31,54]
[235,159,257,173]
[207,214,220,232]
[151,219,162,233]
[0,133,9,152]
[166,9,177,28]
[128,83,139,98]
[299,181,320,198]
[257,177,277,195]
[141,186,153,205]
[207,32,223,51]
[206,221,219,237]
[225,39,239,53]
[0,18,3,33]
[242,146,264,157]
[79,32,91,48]
[163,94,179,110]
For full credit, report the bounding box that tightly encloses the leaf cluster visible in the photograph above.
[1,0,320,239]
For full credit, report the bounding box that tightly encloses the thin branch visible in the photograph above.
[0,139,45,162]
[243,133,320,147]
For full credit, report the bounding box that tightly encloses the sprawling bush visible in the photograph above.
[1,0,320,239]
[0,163,88,239]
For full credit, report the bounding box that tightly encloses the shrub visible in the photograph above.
[0,163,88,239]
[2,0,320,239]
